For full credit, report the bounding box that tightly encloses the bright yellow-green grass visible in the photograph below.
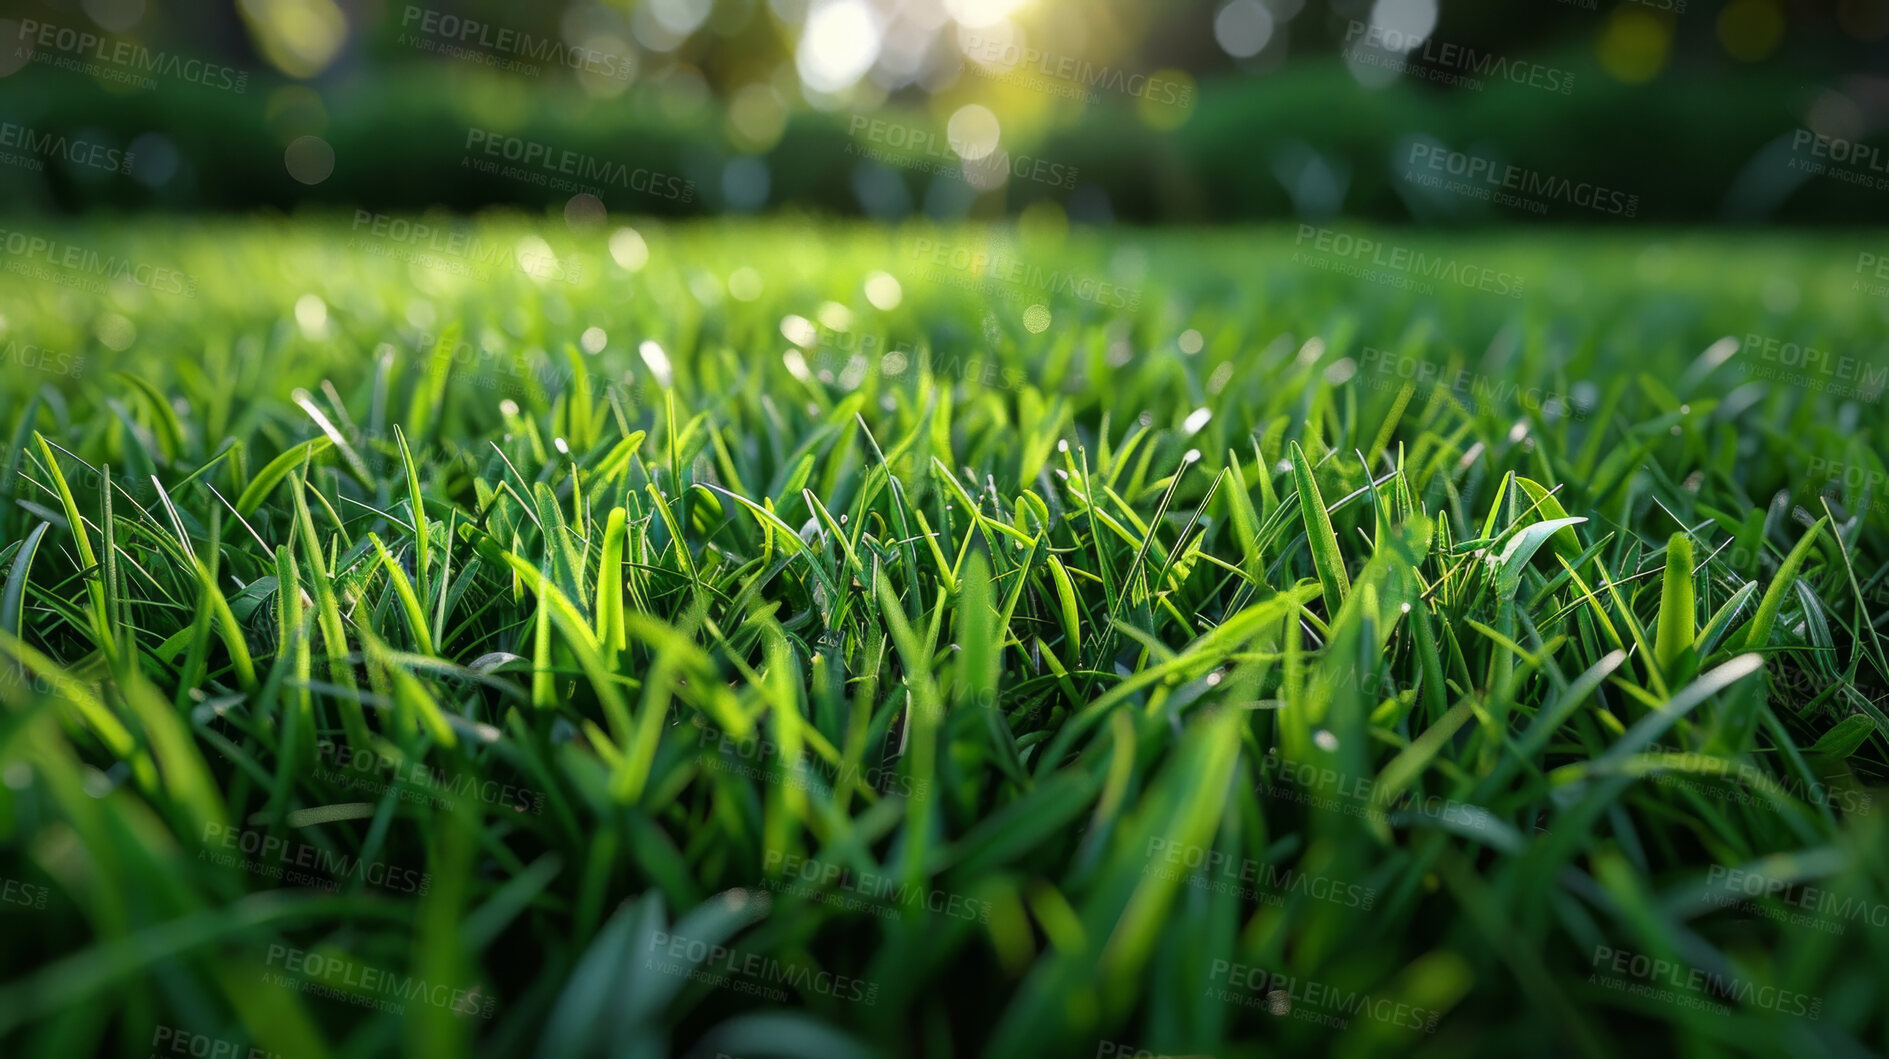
[1,217,1886,1058]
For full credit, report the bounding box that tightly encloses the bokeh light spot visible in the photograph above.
[283,135,335,185]
[943,0,1026,30]
[565,194,608,231]
[948,104,1002,161]
[1717,0,1785,61]
[610,228,650,271]
[797,0,882,94]
[729,267,765,302]
[82,0,146,33]
[1367,0,1438,54]
[1598,9,1671,84]
[1138,69,1196,130]
[1215,0,1274,59]
[864,271,903,311]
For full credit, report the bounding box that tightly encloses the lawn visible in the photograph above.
[1,217,1886,1059]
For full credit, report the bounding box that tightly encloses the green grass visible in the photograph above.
[2,217,1887,1058]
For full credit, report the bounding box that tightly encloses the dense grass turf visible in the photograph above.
[2,218,1888,1058]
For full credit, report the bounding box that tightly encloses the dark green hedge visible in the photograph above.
[0,56,1871,224]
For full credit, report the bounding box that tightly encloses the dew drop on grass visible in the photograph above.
[293,295,328,339]
[864,271,902,310]
[689,271,724,306]
[97,313,136,350]
[1183,407,1212,435]
[781,314,817,348]
[1179,328,1204,354]
[729,267,763,302]
[639,340,675,388]
[1313,730,1340,752]
[82,768,113,798]
[818,301,852,331]
[609,227,650,271]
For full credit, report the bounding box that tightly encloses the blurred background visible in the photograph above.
[2,0,1887,225]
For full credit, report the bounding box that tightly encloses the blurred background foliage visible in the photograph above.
[1,0,1886,223]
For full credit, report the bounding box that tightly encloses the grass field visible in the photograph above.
[2,217,1888,1059]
